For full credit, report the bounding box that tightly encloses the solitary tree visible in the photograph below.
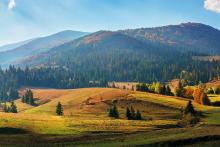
[184,101,195,115]
[56,102,63,116]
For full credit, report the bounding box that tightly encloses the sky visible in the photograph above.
[0,0,220,46]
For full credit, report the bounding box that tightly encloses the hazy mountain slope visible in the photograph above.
[120,23,220,55]
[2,23,220,83]
[19,23,220,68]
[0,39,34,52]
[0,30,89,67]
[15,31,195,83]
[18,31,177,67]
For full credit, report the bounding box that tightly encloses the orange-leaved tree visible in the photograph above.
[193,86,210,106]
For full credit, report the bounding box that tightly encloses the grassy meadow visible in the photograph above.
[1,88,220,146]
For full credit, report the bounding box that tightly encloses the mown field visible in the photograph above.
[1,88,220,146]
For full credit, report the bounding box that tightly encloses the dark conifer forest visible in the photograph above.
[0,57,220,102]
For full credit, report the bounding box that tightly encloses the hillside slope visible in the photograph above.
[0,39,34,53]
[1,88,220,146]
[120,22,220,55]
[0,30,89,67]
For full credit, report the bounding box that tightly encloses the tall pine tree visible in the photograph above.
[56,102,63,116]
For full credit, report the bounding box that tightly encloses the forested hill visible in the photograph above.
[120,22,220,55]
[18,23,220,68]
[15,24,220,84]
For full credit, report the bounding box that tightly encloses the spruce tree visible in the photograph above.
[135,110,142,120]
[112,105,119,118]
[166,85,172,96]
[108,105,119,118]
[56,102,63,116]
[130,106,136,119]
[21,96,25,103]
[126,107,132,120]
[161,85,166,95]
[184,101,195,115]
[108,107,114,117]
[10,101,17,113]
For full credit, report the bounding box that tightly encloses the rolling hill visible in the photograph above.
[1,87,220,146]
[0,30,89,67]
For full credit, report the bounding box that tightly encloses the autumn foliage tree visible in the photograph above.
[193,87,210,105]
[183,87,194,99]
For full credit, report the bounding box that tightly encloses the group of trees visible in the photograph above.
[3,101,17,113]
[137,80,211,106]
[136,82,173,96]
[108,105,142,120]
[174,81,211,106]
[206,87,220,94]
[126,106,142,120]
[21,89,35,106]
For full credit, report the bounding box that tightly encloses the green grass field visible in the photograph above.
[1,88,220,146]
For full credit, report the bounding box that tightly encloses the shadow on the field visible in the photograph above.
[0,127,28,134]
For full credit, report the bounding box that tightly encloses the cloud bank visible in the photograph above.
[8,0,16,10]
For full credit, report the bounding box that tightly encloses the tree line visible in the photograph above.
[136,82,173,96]
[0,55,220,102]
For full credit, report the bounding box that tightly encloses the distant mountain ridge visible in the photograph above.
[18,22,220,68]
[1,22,220,69]
[0,30,89,67]
[0,39,34,52]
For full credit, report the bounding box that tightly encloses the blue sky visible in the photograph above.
[0,0,220,46]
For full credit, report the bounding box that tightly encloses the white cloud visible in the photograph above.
[204,0,220,13]
[8,0,16,10]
